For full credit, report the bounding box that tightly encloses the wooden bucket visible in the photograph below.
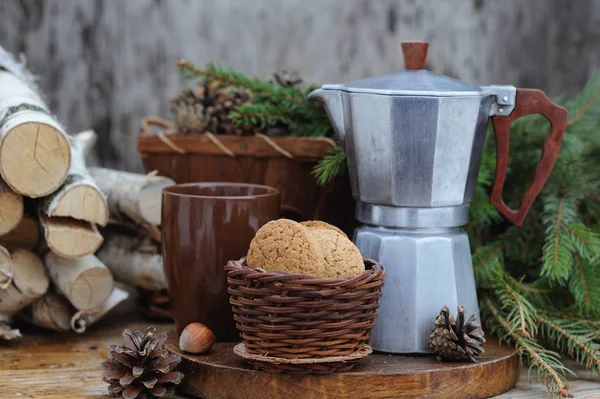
[136,118,355,233]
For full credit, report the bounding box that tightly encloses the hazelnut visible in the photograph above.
[179,322,216,354]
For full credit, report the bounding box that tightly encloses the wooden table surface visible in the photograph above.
[0,320,598,399]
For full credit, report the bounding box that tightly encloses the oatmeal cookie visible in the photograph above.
[246,219,326,276]
[300,220,347,238]
[308,228,365,278]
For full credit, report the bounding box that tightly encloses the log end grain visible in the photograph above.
[29,291,73,332]
[50,184,109,226]
[69,266,114,311]
[42,216,103,259]
[0,187,23,235]
[12,249,49,299]
[0,122,71,197]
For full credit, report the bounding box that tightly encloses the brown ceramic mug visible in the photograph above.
[162,182,280,341]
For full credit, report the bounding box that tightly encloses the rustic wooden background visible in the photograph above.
[0,0,598,172]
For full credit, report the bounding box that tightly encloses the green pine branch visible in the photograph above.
[541,197,576,284]
[537,313,600,372]
[229,103,292,129]
[483,297,574,398]
[568,256,600,315]
[312,146,347,186]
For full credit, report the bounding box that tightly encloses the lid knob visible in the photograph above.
[401,40,429,70]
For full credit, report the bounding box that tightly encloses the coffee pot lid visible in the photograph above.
[325,41,482,97]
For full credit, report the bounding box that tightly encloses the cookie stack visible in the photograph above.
[246,219,364,278]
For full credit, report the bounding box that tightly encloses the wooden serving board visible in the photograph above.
[167,334,519,399]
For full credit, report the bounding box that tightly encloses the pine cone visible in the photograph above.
[169,88,207,134]
[429,305,485,362]
[204,81,254,136]
[102,326,184,399]
[269,70,303,87]
[169,80,254,136]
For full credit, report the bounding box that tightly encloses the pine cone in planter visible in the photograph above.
[429,305,485,362]
[102,326,183,399]
[169,80,254,135]
[169,88,207,134]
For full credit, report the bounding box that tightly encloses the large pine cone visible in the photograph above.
[429,305,485,362]
[102,326,183,399]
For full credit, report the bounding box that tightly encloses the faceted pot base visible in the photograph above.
[354,225,480,354]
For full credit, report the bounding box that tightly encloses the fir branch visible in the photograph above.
[468,186,501,234]
[564,224,600,261]
[565,72,600,129]
[312,146,346,185]
[489,264,538,337]
[538,313,600,372]
[547,312,600,328]
[568,256,600,315]
[541,197,575,283]
[575,256,591,309]
[473,243,504,275]
[483,297,574,398]
[229,103,291,129]
[553,198,565,267]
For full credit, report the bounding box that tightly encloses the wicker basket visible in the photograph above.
[225,258,385,374]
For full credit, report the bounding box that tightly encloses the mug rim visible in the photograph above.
[162,182,280,200]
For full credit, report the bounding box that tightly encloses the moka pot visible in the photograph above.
[309,41,567,353]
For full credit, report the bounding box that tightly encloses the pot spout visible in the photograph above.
[308,86,345,145]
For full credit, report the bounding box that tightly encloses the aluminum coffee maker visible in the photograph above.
[309,41,567,353]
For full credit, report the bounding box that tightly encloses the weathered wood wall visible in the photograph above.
[0,0,598,171]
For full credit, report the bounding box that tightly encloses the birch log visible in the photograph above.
[45,252,114,311]
[0,178,23,235]
[21,284,132,333]
[0,245,12,289]
[89,167,174,226]
[0,249,49,322]
[42,130,108,226]
[21,290,73,332]
[0,214,39,250]
[71,285,130,333]
[97,230,166,291]
[40,215,103,258]
[0,71,71,197]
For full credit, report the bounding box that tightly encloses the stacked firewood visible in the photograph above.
[0,47,174,339]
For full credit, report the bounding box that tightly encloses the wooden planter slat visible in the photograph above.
[137,133,333,159]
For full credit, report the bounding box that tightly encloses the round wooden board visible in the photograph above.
[166,333,519,399]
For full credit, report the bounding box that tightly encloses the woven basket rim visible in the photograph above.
[225,257,385,285]
[233,343,372,365]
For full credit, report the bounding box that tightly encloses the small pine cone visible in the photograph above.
[269,70,303,87]
[169,90,207,133]
[102,326,184,399]
[429,305,485,362]
[170,102,207,134]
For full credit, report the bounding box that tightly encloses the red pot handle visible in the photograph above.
[490,89,567,226]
